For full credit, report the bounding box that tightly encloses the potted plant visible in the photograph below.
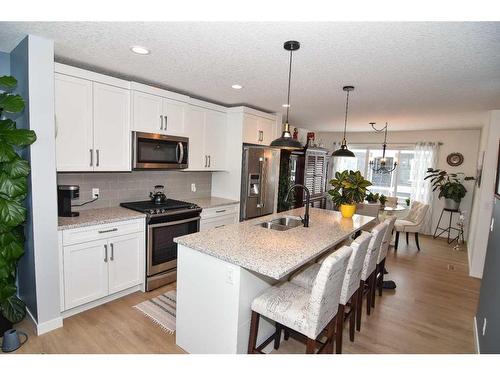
[328,170,372,218]
[0,75,36,335]
[365,192,380,204]
[379,194,387,207]
[405,198,411,207]
[425,168,474,210]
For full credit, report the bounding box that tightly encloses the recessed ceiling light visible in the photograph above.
[231,84,243,90]
[130,46,150,55]
[282,104,290,108]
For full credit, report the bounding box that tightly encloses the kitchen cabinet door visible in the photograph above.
[204,109,227,170]
[184,105,206,170]
[132,90,163,134]
[242,113,261,145]
[55,74,94,171]
[93,83,131,171]
[260,117,277,146]
[63,239,109,310]
[108,233,144,294]
[162,97,187,135]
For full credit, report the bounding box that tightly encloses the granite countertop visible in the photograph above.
[189,196,239,209]
[174,208,374,280]
[58,207,146,230]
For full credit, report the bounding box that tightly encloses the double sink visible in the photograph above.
[257,216,304,231]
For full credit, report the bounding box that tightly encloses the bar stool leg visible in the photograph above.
[349,291,357,341]
[274,323,282,350]
[248,311,260,354]
[335,304,345,354]
[356,280,363,331]
[306,338,316,354]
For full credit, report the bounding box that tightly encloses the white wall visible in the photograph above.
[316,128,481,240]
[468,110,500,278]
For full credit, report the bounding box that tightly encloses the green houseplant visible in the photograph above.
[379,194,387,207]
[424,168,474,210]
[365,192,380,204]
[0,75,36,333]
[328,170,372,218]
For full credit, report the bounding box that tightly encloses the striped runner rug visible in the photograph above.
[133,290,177,334]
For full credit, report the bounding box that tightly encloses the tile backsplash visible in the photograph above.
[57,171,212,210]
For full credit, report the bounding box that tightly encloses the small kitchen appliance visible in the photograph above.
[132,132,189,170]
[149,185,167,204]
[57,185,80,217]
[121,198,201,291]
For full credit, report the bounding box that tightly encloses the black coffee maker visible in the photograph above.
[57,185,80,217]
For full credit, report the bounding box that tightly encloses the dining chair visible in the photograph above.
[385,197,398,208]
[374,216,397,304]
[394,201,429,251]
[248,246,352,354]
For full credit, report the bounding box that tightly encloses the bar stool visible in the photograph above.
[375,216,397,301]
[247,246,352,354]
[357,222,387,331]
[289,233,372,354]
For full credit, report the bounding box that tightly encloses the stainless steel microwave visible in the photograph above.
[132,132,189,170]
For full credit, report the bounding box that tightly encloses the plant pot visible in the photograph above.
[340,204,357,218]
[444,198,460,211]
[0,314,13,338]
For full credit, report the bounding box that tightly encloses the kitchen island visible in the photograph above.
[174,208,374,354]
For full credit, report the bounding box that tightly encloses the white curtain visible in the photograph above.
[410,142,439,234]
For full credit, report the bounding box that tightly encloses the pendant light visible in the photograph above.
[369,122,398,173]
[332,86,356,157]
[270,40,303,150]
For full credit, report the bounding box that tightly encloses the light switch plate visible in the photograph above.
[191,183,196,192]
[92,188,99,199]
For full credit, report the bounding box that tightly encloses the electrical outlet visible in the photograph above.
[92,188,100,199]
[191,183,196,192]
[482,318,487,336]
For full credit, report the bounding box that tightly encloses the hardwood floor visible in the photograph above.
[13,235,480,354]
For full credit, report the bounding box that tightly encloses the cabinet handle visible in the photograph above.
[96,149,100,167]
[215,209,226,213]
[110,243,114,261]
[160,115,164,130]
[258,130,264,142]
[98,228,118,234]
[208,155,211,168]
[104,244,108,263]
[90,149,93,167]
[164,114,168,131]
[215,224,225,228]
[204,155,207,168]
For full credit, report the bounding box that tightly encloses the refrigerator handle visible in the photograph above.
[257,156,265,208]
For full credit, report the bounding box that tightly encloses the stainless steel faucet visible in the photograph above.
[285,184,310,227]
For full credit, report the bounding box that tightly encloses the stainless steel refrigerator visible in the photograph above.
[240,145,280,221]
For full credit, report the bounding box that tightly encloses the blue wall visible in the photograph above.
[0,51,10,75]
[10,37,38,321]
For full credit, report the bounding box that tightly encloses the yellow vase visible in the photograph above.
[340,204,356,218]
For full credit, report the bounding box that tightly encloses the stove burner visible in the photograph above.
[120,199,199,215]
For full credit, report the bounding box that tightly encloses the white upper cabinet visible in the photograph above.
[184,102,227,171]
[242,113,278,146]
[54,64,131,172]
[93,83,131,171]
[204,109,227,171]
[131,82,188,136]
[184,105,206,170]
[131,91,163,134]
[55,74,94,171]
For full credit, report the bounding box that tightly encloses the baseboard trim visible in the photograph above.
[474,316,480,354]
[25,307,64,336]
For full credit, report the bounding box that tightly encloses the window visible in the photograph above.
[332,145,415,201]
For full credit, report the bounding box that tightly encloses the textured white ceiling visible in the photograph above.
[0,22,499,131]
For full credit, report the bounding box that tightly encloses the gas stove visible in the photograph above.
[120,199,200,217]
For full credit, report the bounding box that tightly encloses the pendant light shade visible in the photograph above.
[270,40,303,150]
[332,86,355,157]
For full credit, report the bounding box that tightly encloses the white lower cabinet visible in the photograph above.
[60,219,145,313]
[200,204,239,231]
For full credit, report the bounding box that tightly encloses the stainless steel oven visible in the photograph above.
[133,131,189,169]
[146,210,200,291]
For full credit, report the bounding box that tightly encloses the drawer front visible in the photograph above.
[62,218,145,246]
[200,213,238,231]
[200,204,239,220]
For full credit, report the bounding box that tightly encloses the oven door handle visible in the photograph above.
[148,216,200,228]
[176,142,184,164]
